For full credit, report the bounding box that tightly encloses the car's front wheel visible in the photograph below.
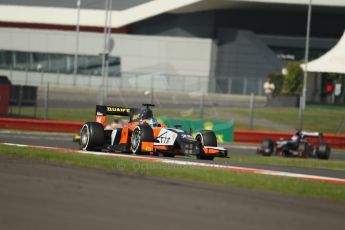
[80,122,104,151]
[131,123,154,155]
[195,130,217,160]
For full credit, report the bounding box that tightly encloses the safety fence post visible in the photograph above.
[249,93,255,129]
[44,82,49,120]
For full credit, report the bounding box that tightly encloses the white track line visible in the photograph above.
[225,145,258,150]
[2,143,345,185]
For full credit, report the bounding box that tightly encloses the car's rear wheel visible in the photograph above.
[80,122,104,151]
[195,130,217,160]
[316,144,331,160]
[131,123,154,155]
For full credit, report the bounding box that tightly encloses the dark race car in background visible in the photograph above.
[257,131,331,160]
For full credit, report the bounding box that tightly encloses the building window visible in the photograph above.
[14,51,30,71]
[0,50,121,76]
[30,52,48,72]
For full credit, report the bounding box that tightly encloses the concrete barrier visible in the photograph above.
[0,118,82,133]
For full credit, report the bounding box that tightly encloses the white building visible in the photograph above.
[0,0,344,98]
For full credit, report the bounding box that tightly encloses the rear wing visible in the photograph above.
[301,131,324,143]
[301,131,321,137]
[95,105,133,124]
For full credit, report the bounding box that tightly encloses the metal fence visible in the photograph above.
[210,77,264,96]
[0,68,265,96]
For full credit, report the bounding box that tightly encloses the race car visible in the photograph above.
[257,131,331,159]
[78,104,228,160]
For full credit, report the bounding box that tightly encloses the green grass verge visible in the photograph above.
[9,107,95,122]
[230,107,345,134]
[216,154,345,171]
[1,144,344,201]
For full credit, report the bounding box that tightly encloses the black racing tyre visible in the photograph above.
[316,144,331,160]
[80,122,104,151]
[195,130,217,160]
[261,138,274,156]
[131,123,154,155]
[196,130,217,147]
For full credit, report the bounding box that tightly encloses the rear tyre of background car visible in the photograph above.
[131,123,154,155]
[316,144,331,160]
[195,130,217,160]
[261,138,274,156]
[80,122,104,151]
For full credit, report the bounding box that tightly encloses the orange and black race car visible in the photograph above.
[78,104,228,160]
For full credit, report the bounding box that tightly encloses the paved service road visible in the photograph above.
[2,130,345,159]
[0,155,344,230]
[0,131,77,149]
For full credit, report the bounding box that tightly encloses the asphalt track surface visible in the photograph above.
[1,154,345,230]
[1,131,345,179]
[1,131,345,229]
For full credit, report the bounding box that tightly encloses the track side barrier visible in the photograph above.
[1,118,345,148]
[0,118,82,133]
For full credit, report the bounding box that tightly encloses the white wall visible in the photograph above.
[0,0,203,28]
[0,28,213,77]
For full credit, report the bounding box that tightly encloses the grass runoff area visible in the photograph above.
[1,144,344,201]
[229,105,345,133]
[9,105,345,133]
[216,154,345,172]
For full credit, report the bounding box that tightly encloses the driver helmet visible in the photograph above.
[291,135,299,141]
[291,131,302,141]
[147,117,158,127]
[140,109,153,120]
